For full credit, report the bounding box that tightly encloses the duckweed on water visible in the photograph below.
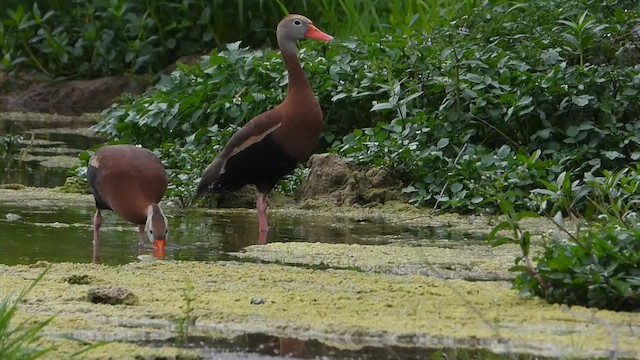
[0,261,639,359]
[233,242,519,280]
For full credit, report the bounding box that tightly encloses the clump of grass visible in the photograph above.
[176,277,198,345]
[0,267,53,360]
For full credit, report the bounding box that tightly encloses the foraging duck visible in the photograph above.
[87,144,169,262]
[195,14,333,237]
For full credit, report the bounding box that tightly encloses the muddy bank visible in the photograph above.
[0,187,93,207]
[0,76,148,116]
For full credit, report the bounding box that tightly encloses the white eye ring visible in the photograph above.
[293,19,302,26]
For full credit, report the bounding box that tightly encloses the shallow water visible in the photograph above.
[0,157,70,187]
[145,333,551,359]
[0,203,448,266]
[0,126,103,187]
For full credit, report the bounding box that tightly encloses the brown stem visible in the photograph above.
[524,255,548,289]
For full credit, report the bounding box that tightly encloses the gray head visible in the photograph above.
[276,14,333,53]
[145,204,168,254]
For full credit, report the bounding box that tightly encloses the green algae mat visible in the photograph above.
[1,260,639,359]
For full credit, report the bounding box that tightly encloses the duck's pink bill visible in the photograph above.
[305,25,334,41]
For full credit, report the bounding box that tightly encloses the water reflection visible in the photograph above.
[142,333,549,360]
[0,127,103,187]
[0,157,70,187]
[0,204,434,266]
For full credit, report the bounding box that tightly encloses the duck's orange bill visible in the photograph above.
[154,239,166,259]
[305,25,334,41]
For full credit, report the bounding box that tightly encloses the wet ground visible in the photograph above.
[1,188,639,360]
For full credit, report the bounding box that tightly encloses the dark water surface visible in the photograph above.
[144,333,552,360]
[0,203,445,266]
[0,126,103,187]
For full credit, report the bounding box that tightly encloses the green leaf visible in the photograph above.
[561,33,579,48]
[331,93,347,101]
[571,95,590,107]
[496,145,511,158]
[491,236,515,247]
[566,125,580,137]
[436,138,449,149]
[471,196,483,204]
[370,102,394,111]
[603,151,624,160]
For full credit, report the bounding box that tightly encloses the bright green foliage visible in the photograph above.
[495,166,640,311]
[0,0,285,77]
[95,42,286,147]
[518,221,640,311]
[0,0,515,78]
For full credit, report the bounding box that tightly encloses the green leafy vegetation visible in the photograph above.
[491,166,640,311]
[0,0,285,77]
[0,0,509,78]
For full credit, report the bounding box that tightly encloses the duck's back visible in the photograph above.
[88,145,167,224]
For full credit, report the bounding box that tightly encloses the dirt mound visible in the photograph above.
[0,74,149,115]
[296,153,408,206]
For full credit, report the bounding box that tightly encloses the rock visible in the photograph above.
[217,186,258,208]
[298,153,351,192]
[296,153,408,206]
[250,297,266,305]
[87,286,139,305]
[5,213,21,221]
[65,274,92,285]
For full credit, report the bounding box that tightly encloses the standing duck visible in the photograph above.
[88,144,169,263]
[195,14,333,237]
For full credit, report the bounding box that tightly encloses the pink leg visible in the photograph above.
[92,210,103,264]
[138,225,146,246]
[257,230,268,245]
[256,192,269,233]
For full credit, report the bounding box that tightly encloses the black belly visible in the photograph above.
[87,165,112,210]
[214,134,299,194]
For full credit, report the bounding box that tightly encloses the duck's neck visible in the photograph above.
[281,46,313,101]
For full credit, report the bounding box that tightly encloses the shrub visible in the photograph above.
[493,166,640,311]
[517,220,640,311]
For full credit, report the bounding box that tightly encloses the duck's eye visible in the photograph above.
[293,19,302,26]
[149,230,153,235]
